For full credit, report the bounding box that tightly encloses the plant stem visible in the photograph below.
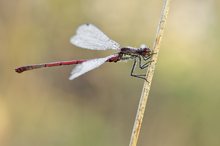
[129,0,171,146]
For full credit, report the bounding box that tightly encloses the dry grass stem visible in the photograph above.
[129,0,171,146]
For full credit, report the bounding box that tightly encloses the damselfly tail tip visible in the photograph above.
[15,66,29,73]
[15,67,23,73]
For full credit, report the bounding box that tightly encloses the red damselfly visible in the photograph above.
[15,24,153,80]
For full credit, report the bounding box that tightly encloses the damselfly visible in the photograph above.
[15,24,153,81]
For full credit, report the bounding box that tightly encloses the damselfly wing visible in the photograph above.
[70,24,120,50]
[69,55,115,80]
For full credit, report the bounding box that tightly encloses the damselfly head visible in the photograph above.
[138,46,152,57]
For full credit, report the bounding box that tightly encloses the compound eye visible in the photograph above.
[140,44,148,49]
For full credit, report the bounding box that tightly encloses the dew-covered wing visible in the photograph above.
[69,55,114,80]
[70,24,120,50]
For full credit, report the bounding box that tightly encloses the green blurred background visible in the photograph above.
[1,0,220,146]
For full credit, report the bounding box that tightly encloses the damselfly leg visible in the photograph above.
[130,56,153,81]
[139,57,154,69]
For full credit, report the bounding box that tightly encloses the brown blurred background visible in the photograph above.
[1,0,220,146]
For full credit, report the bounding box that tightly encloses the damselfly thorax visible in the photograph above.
[108,47,152,62]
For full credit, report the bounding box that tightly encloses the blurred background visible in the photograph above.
[1,0,220,146]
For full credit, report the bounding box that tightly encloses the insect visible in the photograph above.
[15,24,154,81]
